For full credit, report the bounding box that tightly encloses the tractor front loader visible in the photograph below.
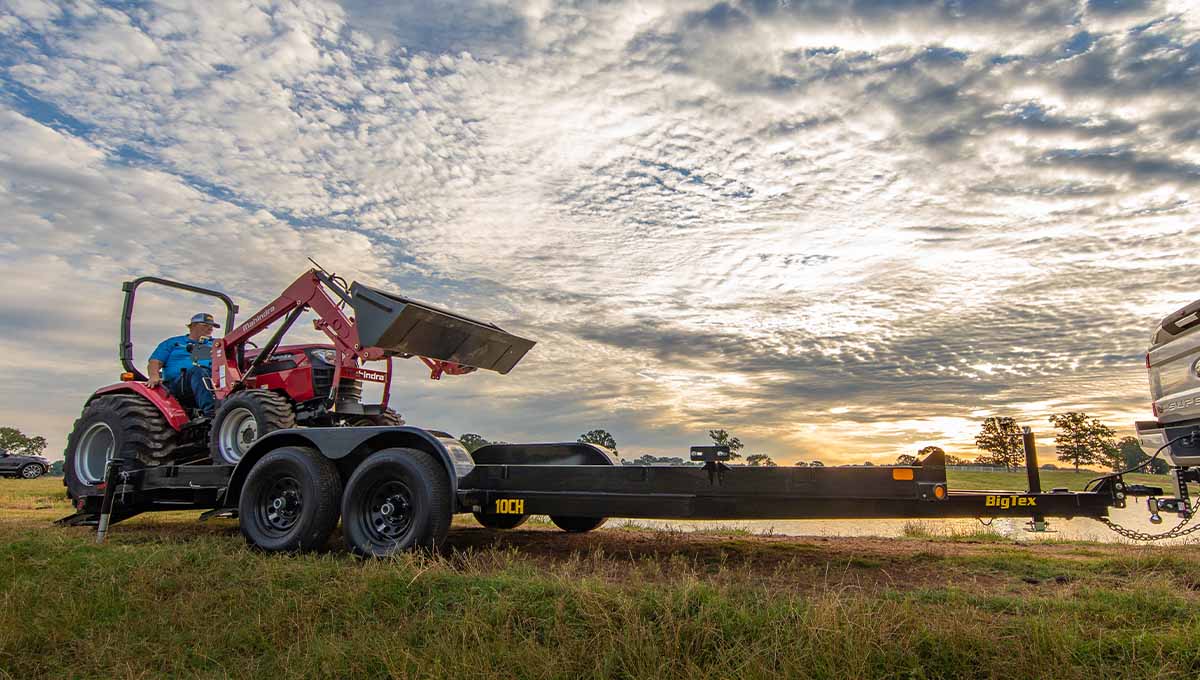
[63,266,535,502]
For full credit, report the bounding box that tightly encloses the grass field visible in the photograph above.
[946,467,1170,491]
[3,475,1199,679]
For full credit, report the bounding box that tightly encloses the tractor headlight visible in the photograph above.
[310,349,338,364]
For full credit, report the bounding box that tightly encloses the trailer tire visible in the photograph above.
[238,446,341,552]
[63,395,167,500]
[549,516,607,533]
[211,390,296,465]
[341,448,451,556]
[472,511,529,530]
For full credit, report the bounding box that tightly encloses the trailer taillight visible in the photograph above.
[120,372,136,381]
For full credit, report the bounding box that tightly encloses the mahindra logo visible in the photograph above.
[236,305,276,334]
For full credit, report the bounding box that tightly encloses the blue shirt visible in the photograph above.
[150,335,213,382]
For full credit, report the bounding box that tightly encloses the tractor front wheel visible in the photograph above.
[210,390,296,465]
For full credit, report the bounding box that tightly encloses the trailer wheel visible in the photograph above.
[211,390,296,465]
[472,511,529,530]
[238,446,341,552]
[549,516,607,533]
[341,448,451,556]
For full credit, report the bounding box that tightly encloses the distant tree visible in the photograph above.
[746,454,776,467]
[707,429,744,461]
[896,454,919,466]
[793,460,809,467]
[862,461,874,467]
[1116,436,1169,474]
[458,433,492,453]
[809,460,824,467]
[974,417,1024,470]
[0,427,47,456]
[944,454,967,466]
[578,429,618,457]
[1049,412,1117,472]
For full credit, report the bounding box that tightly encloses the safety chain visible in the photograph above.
[1099,498,1200,542]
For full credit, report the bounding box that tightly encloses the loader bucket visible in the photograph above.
[349,282,536,374]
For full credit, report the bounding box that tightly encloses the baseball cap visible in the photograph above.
[188,313,221,328]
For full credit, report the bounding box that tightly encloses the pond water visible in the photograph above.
[613,503,1200,545]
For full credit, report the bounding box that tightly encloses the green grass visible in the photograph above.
[946,468,1170,492]
[4,478,1200,679]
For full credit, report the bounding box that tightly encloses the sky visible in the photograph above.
[1,0,1198,466]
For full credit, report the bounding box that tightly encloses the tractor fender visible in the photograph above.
[90,383,189,430]
[222,426,473,509]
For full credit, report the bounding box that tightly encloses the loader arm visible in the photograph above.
[210,268,535,401]
[210,269,368,400]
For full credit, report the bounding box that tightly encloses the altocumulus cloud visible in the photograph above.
[0,0,1197,463]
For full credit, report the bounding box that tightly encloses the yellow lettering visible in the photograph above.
[985,496,996,507]
[495,499,526,515]
[1027,498,1036,506]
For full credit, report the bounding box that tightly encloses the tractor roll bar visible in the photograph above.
[120,277,239,380]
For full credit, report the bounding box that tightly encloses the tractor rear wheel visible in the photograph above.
[62,394,175,500]
[549,516,607,533]
[210,390,296,465]
[346,409,404,427]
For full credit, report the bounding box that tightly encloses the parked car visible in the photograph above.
[0,449,50,479]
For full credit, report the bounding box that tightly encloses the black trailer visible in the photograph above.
[60,424,1145,556]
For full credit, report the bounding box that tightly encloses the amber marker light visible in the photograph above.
[120,372,136,381]
[934,485,947,500]
[892,468,915,481]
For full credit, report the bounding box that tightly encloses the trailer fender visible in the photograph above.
[222,426,472,508]
[470,442,617,466]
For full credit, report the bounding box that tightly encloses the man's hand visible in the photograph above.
[146,359,164,389]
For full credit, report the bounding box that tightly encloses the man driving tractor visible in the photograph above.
[146,313,219,417]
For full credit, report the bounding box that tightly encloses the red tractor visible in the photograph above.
[63,265,534,500]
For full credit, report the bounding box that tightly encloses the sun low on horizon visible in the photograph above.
[1,0,1197,466]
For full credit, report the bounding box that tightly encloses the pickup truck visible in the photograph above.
[1136,299,1200,466]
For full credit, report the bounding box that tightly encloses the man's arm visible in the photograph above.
[146,359,164,388]
[147,338,173,388]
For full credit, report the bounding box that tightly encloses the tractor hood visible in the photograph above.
[349,282,536,374]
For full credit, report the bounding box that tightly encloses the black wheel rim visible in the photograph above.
[256,475,303,536]
[360,479,415,545]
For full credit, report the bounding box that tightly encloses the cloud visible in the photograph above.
[1,0,1198,466]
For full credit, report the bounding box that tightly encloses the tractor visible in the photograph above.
[63,265,534,501]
